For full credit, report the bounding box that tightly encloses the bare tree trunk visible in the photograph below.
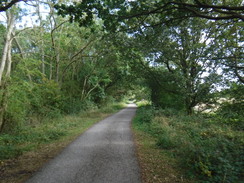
[49,63,53,80]
[0,10,14,85]
[55,52,60,82]
[51,21,63,83]
[81,77,88,100]
[6,41,13,77]
[0,8,15,132]
[41,38,45,75]
[12,33,24,58]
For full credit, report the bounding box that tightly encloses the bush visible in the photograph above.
[2,77,65,133]
[216,83,244,130]
[156,133,178,149]
[134,106,244,183]
[134,105,155,124]
[29,79,63,117]
[1,81,31,132]
[216,101,244,130]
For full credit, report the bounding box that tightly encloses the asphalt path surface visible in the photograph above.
[25,104,141,183]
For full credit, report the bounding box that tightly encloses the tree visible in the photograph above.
[55,1,244,84]
[55,0,244,31]
[0,0,146,133]
[119,0,244,21]
[209,21,244,84]
[0,0,26,12]
[0,5,17,131]
[134,18,221,114]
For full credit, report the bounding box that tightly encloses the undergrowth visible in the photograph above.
[133,105,244,183]
[0,103,125,160]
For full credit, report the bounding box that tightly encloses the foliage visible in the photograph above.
[212,21,244,84]
[0,1,142,133]
[215,83,244,130]
[140,18,222,114]
[0,102,124,160]
[55,0,244,32]
[2,81,29,132]
[134,106,244,183]
[55,0,243,115]
[146,69,185,110]
[28,79,63,118]
[134,105,155,124]
[0,2,243,183]
[0,24,6,52]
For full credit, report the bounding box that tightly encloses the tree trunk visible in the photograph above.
[186,102,194,115]
[0,10,14,85]
[41,39,45,75]
[0,8,15,132]
[55,52,60,82]
[49,63,53,80]
[37,2,46,75]
[6,39,13,77]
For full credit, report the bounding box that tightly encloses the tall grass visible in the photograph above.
[133,106,244,183]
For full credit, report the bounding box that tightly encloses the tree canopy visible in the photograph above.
[55,0,244,31]
[0,1,243,182]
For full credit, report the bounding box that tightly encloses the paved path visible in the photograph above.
[25,104,141,183]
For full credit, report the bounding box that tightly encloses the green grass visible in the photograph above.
[133,118,192,183]
[0,103,125,160]
[133,106,244,183]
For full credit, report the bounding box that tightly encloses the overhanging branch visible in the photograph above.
[0,0,24,12]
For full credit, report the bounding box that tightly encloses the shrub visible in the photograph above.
[29,79,63,117]
[135,105,155,124]
[156,133,178,149]
[216,101,244,130]
[216,83,244,130]
[134,106,244,183]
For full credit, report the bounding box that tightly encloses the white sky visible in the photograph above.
[0,2,50,28]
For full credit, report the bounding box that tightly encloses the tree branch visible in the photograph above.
[0,0,24,12]
[119,1,244,21]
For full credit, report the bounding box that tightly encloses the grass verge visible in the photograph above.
[0,103,125,183]
[132,105,244,183]
[132,106,193,183]
[133,128,192,183]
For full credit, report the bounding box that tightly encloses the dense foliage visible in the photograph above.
[0,1,142,133]
[0,0,243,182]
[134,105,244,183]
